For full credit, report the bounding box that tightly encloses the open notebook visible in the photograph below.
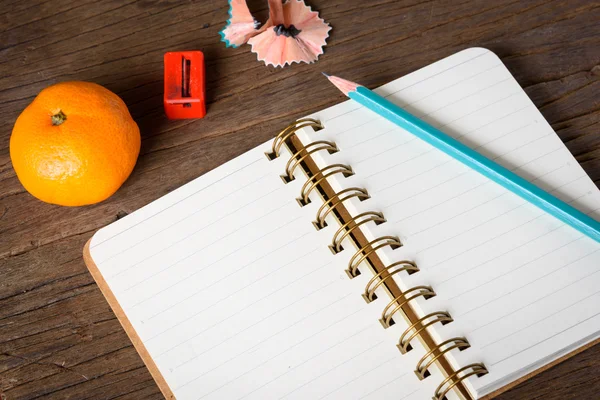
[84,48,600,400]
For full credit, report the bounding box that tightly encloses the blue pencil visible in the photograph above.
[324,73,600,243]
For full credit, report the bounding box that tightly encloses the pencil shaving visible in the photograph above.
[220,0,331,68]
[219,0,260,48]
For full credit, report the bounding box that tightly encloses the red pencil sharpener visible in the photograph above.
[163,51,206,119]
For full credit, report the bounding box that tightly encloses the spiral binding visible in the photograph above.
[398,311,454,354]
[363,260,419,302]
[272,119,488,400]
[415,337,471,380]
[266,118,322,160]
[313,187,370,230]
[379,285,435,328]
[347,236,403,278]
[283,140,338,183]
[434,364,488,400]
[298,164,354,206]
[329,211,386,254]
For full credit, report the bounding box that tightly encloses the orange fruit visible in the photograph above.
[10,81,140,206]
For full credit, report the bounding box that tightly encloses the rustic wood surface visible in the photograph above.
[1,0,599,399]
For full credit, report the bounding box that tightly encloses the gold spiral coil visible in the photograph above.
[298,164,354,206]
[346,236,403,278]
[329,211,386,254]
[270,119,488,400]
[266,118,323,160]
[363,260,419,302]
[433,363,488,400]
[379,285,435,328]
[313,187,370,230]
[415,337,471,380]
[282,140,338,183]
[397,311,453,354]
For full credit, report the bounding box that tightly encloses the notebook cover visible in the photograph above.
[83,240,176,399]
[481,337,600,399]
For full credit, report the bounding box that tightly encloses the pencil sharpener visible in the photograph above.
[163,51,206,119]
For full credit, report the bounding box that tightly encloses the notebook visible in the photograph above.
[83,47,600,400]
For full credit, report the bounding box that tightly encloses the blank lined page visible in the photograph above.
[296,47,600,398]
[88,138,450,399]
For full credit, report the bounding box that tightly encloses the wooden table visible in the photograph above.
[1,1,599,399]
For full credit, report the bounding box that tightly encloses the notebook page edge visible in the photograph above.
[82,240,176,399]
[479,335,600,399]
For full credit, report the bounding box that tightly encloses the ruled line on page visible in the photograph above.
[326,71,517,160]
[425,189,596,277]
[343,67,510,147]
[446,235,586,301]
[432,207,583,291]
[359,93,532,185]
[358,374,420,400]
[487,291,600,365]
[467,270,600,330]
[384,48,491,96]
[140,239,316,328]
[144,249,326,344]
[193,308,368,399]
[121,205,298,301]
[109,184,286,280]
[319,49,493,127]
[126,213,304,306]
[144,245,331,342]
[355,111,535,169]
[306,53,500,148]
[145,264,340,372]
[454,242,599,319]
[145,244,321,321]
[398,160,566,235]
[178,292,356,376]
[367,120,540,205]
[401,63,505,112]
[403,75,513,123]
[230,326,378,400]
[317,60,507,154]
[91,157,264,248]
[358,105,534,193]
[317,356,399,400]
[383,143,565,220]
[434,200,598,291]
[275,341,386,400]
[483,282,600,351]
[174,291,358,391]
[98,171,273,264]
[155,270,338,362]
[407,162,581,243]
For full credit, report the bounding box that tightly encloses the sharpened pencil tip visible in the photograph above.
[321,72,330,78]
[324,74,359,97]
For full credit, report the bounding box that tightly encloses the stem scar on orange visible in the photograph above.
[10,81,141,206]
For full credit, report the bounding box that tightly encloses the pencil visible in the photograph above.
[324,73,600,243]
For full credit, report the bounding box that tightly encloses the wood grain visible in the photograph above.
[0,0,599,399]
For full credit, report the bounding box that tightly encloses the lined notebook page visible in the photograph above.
[89,139,451,399]
[297,47,600,398]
